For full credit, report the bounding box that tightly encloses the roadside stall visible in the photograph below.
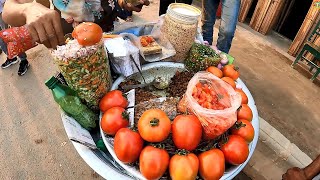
[48,3,260,180]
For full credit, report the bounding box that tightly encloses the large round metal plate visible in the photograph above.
[99,62,259,180]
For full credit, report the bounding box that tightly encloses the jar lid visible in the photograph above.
[167,3,201,24]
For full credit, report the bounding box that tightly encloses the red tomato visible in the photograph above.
[198,149,225,180]
[221,77,236,89]
[138,109,171,142]
[99,90,128,112]
[140,146,169,180]
[222,65,240,80]
[237,104,253,121]
[169,152,199,180]
[220,135,249,165]
[236,88,248,104]
[100,107,129,135]
[207,66,223,78]
[231,119,255,142]
[172,115,203,151]
[114,128,144,163]
[72,22,103,46]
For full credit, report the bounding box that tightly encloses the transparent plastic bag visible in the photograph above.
[106,35,141,77]
[184,72,241,139]
[125,17,176,62]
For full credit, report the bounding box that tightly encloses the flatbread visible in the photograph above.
[140,36,162,55]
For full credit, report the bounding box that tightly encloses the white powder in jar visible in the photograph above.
[172,7,198,16]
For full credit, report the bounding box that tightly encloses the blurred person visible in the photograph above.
[0,0,7,54]
[2,0,150,49]
[201,0,240,53]
[118,9,133,22]
[283,154,320,180]
[0,0,29,75]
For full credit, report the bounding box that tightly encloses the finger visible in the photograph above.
[51,12,65,46]
[145,0,150,6]
[126,3,142,12]
[140,0,149,5]
[27,25,40,43]
[34,23,50,45]
[282,173,287,180]
[43,21,58,49]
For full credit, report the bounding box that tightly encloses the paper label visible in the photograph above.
[125,89,135,127]
[104,37,127,57]
[61,112,97,149]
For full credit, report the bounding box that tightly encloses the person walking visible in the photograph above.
[0,0,30,76]
[201,0,240,53]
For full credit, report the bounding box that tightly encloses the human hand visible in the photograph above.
[23,2,65,49]
[122,0,150,12]
[282,167,307,180]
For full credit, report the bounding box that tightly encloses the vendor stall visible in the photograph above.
[48,3,260,180]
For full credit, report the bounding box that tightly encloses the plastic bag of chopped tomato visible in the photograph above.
[183,72,241,139]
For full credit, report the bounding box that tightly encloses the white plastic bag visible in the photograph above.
[184,72,241,139]
[105,36,141,77]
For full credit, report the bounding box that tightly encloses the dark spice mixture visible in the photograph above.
[168,71,195,97]
[118,79,159,104]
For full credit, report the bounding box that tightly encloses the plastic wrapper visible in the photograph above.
[183,72,241,139]
[113,21,176,62]
[0,26,36,59]
[105,36,141,77]
[52,40,112,110]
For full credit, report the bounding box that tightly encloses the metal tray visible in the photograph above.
[98,62,260,180]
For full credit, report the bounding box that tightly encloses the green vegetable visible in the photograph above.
[185,43,221,72]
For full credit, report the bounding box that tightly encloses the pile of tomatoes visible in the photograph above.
[140,36,155,47]
[98,63,255,179]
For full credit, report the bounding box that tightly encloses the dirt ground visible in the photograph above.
[0,0,319,179]
[230,28,320,159]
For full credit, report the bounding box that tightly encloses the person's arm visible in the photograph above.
[2,0,32,26]
[2,0,64,48]
[118,0,150,12]
[304,155,320,179]
[283,155,320,180]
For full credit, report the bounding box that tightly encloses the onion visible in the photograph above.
[203,41,210,46]
[220,55,229,65]
[217,63,222,69]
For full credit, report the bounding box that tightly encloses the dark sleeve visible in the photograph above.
[94,0,119,31]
